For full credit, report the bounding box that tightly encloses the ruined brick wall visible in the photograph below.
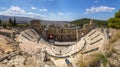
[31,20,42,34]
[46,27,76,41]
[30,20,96,41]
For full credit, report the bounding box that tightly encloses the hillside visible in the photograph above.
[0,15,33,23]
[0,15,70,25]
[71,18,107,28]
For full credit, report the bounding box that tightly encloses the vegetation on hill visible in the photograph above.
[108,10,120,29]
[0,17,30,28]
[71,18,107,28]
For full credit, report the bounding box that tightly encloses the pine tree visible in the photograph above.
[0,19,2,26]
[13,17,16,26]
[9,18,13,27]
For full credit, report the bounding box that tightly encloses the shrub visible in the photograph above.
[109,30,120,44]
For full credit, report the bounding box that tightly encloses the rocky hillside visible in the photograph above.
[77,29,120,67]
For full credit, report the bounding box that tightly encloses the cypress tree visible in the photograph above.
[13,17,16,26]
[9,17,13,27]
[0,19,2,26]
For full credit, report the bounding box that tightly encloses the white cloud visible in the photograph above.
[39,8,48,12]
[50,12,71,16]
[85,6,115,14]
[57,12,72,16]
[7,6,26,14]
[0,6,73,21]
[0,6,44,19]
[46,12,73,21]
[0,6,26,16]
[31,7,37,10]
[26,12,47,19]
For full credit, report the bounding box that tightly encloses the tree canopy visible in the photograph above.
[71,18,107,28]
[9,18,13,27]
[0,19,2,26]
[13,17,17,26]
[8,17,17,27]
[108,10,120,29]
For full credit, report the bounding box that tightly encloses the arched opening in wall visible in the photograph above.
[61,29,63,33]
[61,36,63,42]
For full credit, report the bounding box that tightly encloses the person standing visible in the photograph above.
[49,34,54,43]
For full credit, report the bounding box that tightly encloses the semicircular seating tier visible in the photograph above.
[18,29,47,54]
[46,29,106,57]
[18,28,106,57]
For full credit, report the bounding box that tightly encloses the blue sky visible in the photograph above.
[0,0,119,21]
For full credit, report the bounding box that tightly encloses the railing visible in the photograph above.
[24,32,34,39]
[88,31,96,37]
[31,30,37,35]
[90,38,103,45]
[47,38,86,58]
[21,34,31,41]
[91,33,101,40]
[81,47,99,54]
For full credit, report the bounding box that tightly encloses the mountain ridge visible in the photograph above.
[0,15,70,25]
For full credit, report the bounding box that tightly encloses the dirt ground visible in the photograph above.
[0,35,13,54]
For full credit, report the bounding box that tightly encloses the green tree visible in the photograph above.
[0,19,2,26]
[13,17,17,26]
[108,10,120,29]
[9,17,13,27]
[115,10,120,18]
[95,53,108,67]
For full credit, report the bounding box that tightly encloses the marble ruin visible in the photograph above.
[17,20,109,67]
